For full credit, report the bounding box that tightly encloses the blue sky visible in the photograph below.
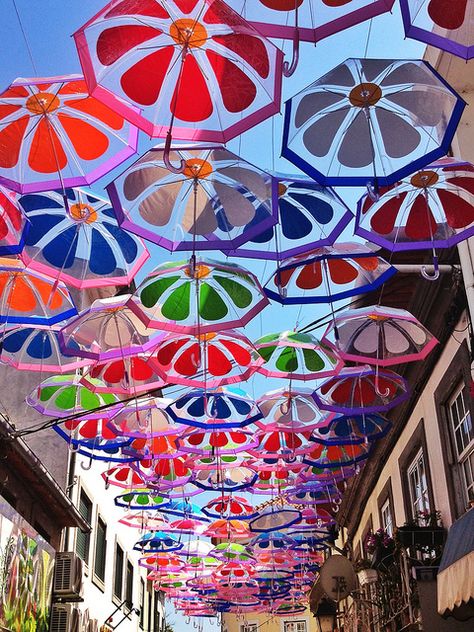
[0,1,425,630]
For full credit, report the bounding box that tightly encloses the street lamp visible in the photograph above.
[314,598,338,632]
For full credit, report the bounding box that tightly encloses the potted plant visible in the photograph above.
[365,528,395,570]
[396,510,446,549]
[354,558,378,586]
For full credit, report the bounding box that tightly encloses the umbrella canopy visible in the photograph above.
[0,257,76,326]
[355,159,474,253]
[134,531,183,553]
[0,74,137,193]
[0,186,27,255]
[114,490,170,509]
[227,175,353,260]
[255,331,343,380]
[167,387,262,429]
[322,305,438,366]
[80,353,167,395]
[211,542,255,563]
[74,0,283,141]
[257,387,327,429]
[400,0,474,59]
[252,422,314,458]
[314,365,410,414]
[27,373,119,417]
[53,410,128,449]
[266,243,396,304]
[204,519,251,540]
[192,463,257,492]
[249,505,302,533]
[0,326,92,373]
[225,0,395,43]
[303,441,371,469]
[108,144,275,252]
[203,495,257,519]
[177,427,258,456]
[106,396,174,438]
[19,188,149,289]
[310,412,392,445]
[282,58,465,186]
[151,330,263,388]
[129,258,269,334]
[59,294,161,361]
[119,511,169,531]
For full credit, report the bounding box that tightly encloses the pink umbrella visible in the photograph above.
[80,353,167,395]
[106,396,175,438]
[257,387,329,430]
[177,427,258,456]
[151,330,263,388]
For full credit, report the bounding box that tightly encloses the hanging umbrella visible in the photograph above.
[303,441,371,469]
[129,258,269,334]
[203,495,257,519]
[252,422,314,459]
[106,396,174,438]
[290,507,336,531]
[192,463,257,492]
[282,58,465,187]
[0,326,92,373]
[400,0,474,59]
[59,294,161,360]
[108,144,275,252]
[166,387,262,429]
[313,365,410,414]
[139,553,184,572]
[0,75,137,193]
[255,332,342,381]
[114,490,170,509]
[80,353,167,395]
[161,500,210,521]
[284,481,342,506]
[19,188,148,289]
[257,387,327,429]
[53,407,126,449]
[310,412,391,445]
[103,464,148,489]
[355,158,474,277]
[226,1,395,77]
[134,531,183,553]
[27,373,119,417]
[74,1,283,142]
[0,257,76,326]
[164,518,208,535]
[124,432,184,461]
[211,543,255,564]
[0,186,27,255]
[249,465,302,495]
[204,519,251,541]
[178,540,214,559]
[250,532,297,552]
[265,243,397,304]
[136,456,193,489]
[151,330,262,388]
[249,505,302,533]
[119,511,169,531]
[322,305,438,366]
[226,175,353,260]
[177,427,258,456]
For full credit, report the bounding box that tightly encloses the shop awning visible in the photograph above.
[437,508,474,620]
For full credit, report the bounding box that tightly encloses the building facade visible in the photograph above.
[223,607,317,632]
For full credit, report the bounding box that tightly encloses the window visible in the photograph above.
[240,625,257,632]
[407,448,430,518]
[147,580,153,632]
[76,490,92,564]
[94,516,107,583]
[284,622,307,632]
[113,543,124,601]
[153,591,161,632]
[381,498,393,537]
[125,560,134,609]
[139,578,145,629]
[448,385,474,503]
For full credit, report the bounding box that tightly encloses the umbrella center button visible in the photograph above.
[349,83,382,108]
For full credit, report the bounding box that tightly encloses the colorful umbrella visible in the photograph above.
[313,365,410,414]
[192,464,257,492]
[177,428,258,456]
[59,294,160,361]
[106,396,174,438]
[250,532,297,552]
[136,456,193,489]
[0,75,137,193]
[139,553,184,572]
[134,531,183,553]
[202,495,257,519]
[355,159,474,277]
[167,387,262,429]
[265,243,396,304]
[0,257,76,326]
[119,511,169,531]
[0,326,91,373]
[400,0,474,59]
[27,374,119,417]
[53,408,126,449]
[0,186,27,255]
[164,518,208,535]
[151,330,262,388]
[103,464,148,489]
[255,332,342,381]
[108,144,275,252]
[204,519,251,540]
[211,542,255,563]
[114,490,170,509]
[322,305,439,366]
[124,432,184,461]
[226,1,394,76]
[282,58,465,187]
[303,441,371,469]
[257,388,327,429]
[80,353,167,395]
[310,412,391,445]
[129,258,269,334]
[228,175,353,260]
[249,506,302,533]
[19,188,148,289]
[74,0,283,141]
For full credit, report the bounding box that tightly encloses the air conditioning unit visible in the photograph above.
[50,603,81,632]
[53,552,84,600]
